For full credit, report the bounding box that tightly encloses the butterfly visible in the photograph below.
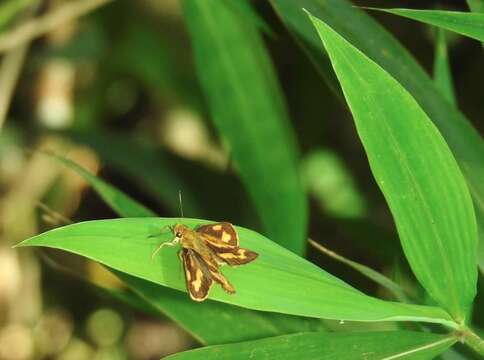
[152,222,258,301]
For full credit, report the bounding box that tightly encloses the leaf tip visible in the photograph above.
[357,6,383,12]
[12,240,28,248]
[302,7,316,25]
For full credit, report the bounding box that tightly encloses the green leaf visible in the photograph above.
[307,13,478,322]
[165,331,456,360]
[308,239,408,302]
[269,1,484,269]
[466,0,484,51]
[43,151,155,218]
[479,233,484,275]
[270,2,342,98]
[17,218,456,327]
[228,0,274,37]
[183,0,307,254]
[116,270,326,345]
[367,8,484,42]
[467,0,484,13]
[47,152,326,344]
[433,29,456,106]
[66,130,203,217]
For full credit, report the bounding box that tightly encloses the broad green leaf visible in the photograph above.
[269,1,484,267]
[308,13,478,322]
[183,0,307,254]
[433,29,456,106]
[48,152,325,344]
[117,270,326,345]
[18,218,455,327]
[367,8,484,42]
[165,331,456,360]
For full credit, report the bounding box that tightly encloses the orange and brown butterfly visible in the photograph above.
[151,222,258,302]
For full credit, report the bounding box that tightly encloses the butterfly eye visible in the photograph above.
[176,232,182,238]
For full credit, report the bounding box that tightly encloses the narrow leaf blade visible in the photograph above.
[467,0,484,13]
[308,13,478,321]
[368,8,484,42]
[44,152,156,218]
[66,130,203,217]
[433,29,456,106]
[269,1,484,268]
[165,331,456,360]
[183,0,307,254]
[17,218,455,326]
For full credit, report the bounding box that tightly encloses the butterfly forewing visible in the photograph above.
[196,222,239,248]
[181,249,212,301]
[196,223,258,266]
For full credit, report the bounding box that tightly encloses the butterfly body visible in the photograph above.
[154,222,258,302]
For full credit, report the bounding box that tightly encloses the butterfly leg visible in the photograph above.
[151,236,179,259]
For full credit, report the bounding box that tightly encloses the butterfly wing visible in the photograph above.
[181,249,213,302]
[214,247,258,266]
[197,223,258,266]
[196,222,239,248]
[205,260,236,294]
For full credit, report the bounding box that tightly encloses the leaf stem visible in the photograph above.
[308,238,409,302]
[459,326,484,355]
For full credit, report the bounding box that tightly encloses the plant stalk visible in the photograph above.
[460,326,484,355]
[0,0,113,53]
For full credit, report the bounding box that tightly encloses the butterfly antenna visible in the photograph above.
[178,190,184,218]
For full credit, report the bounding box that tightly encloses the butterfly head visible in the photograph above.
[173,223,190,241]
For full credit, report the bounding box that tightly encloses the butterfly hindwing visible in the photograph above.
[205,261,235,294]
[181,249,213,302]
[214,247,258,266]
[196,222,239,248]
